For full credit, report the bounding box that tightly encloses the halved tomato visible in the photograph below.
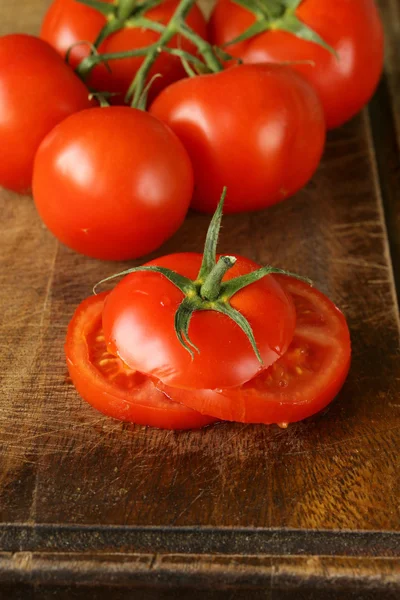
[158,276,351,424]
[65,293,217,430]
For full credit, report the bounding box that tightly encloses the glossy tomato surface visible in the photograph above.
[41,0,207,104]
[0,34,92,194]
[102,253,296,390]
[209,0,384,129]
[150,64,325,214]
[160,276,351,424]
[66,292,217,429]
[33,106,193,260]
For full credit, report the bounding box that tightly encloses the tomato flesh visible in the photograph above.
[102,254,296,390]
[65,293,217,430]
[159,276,351,423]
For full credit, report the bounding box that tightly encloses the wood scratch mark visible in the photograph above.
[171,489,206,524]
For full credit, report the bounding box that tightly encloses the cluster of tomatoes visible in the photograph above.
[1,0,382,428]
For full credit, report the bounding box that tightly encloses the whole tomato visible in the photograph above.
[32,107,193,260]
[209,0,384,129]
[150,63,325,214]
[0,34,92,194]
[102,253,296,390]
[40,0,207,104]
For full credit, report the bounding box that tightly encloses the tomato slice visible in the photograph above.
[65,293,217,430]
[158,276,351,424]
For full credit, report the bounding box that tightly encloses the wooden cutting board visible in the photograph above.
[0,1,399,598]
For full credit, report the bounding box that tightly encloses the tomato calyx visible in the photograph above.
[227,0,336,57]
[96,188,311,362]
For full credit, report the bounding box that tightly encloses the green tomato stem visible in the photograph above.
[201,256,237,302]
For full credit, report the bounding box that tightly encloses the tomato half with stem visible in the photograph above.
[158,276,351,424]
[66,292,217,429]
[32,106,193,261]
[102,253,296,391]
[150,63,325,214]
[0,34,93,194]
[41,0,207,104]
[209,0,384,129]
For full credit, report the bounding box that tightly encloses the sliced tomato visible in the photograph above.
[158,276,351,424]
[65,293,217,430]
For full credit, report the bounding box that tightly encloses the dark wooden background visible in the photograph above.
[0,0,399,597]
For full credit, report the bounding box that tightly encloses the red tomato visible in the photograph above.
[209,0,384,129]
[32,106,193,261]
[0,34,92,194]
[102,253,296,390]
[150,64,325,214]
[159,276,351,424]
[66,292,217,429]
[41,0,207,104]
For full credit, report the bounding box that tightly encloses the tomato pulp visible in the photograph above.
[159,276,351,423]
[65,293,217,429]
[150,63,325,213]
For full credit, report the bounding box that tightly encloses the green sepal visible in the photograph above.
[277,14,337,57]
[220,266,312,300]
[174,299,200,359]
[93,265,195,296]
[75,0,116,17]
[136,73,163,111]
[117,0,137,21]
[94,18,125,48]
[223,19,270,48]
[212,302,264,365]
[197,187,227,283]
[231,0,269,19]
[281,0,302,9]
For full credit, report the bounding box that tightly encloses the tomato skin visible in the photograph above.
[159,276,351,424]
[209,0,384,129]
[150,64,325,214]
[66,292,217,429]
[41,0,207,104]
[0,34,93,194]
[32,106,193,261]
[102,253,296,390]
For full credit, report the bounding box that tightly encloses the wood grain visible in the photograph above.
[0,0,400,596]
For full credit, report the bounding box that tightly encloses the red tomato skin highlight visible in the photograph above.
[65,292,217,430]
[150,63,325,214]
[102,254,296,391]
[159,276,351,424]
[41,0,207,104]
[32,106,193,261]
[209,0,384,129]
[0,34,93,194]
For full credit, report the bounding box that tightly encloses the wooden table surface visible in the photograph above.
[1,1,400,598]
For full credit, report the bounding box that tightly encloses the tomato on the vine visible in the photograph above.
[209,0,384,129]
[0,34,93,194]
[41,0,207,104]
[66,292,217,429]
[150,63,325,214]
[159,275,351,424]
[32,106,193,261]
